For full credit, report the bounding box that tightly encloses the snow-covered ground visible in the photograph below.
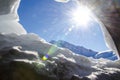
[0,34,120,80]
[0,33,92,67]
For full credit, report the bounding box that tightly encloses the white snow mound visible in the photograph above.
[0,0,27,35]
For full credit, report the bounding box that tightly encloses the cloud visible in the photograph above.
[54,0,70,3]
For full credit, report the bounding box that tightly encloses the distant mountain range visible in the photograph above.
[50,40,117,60]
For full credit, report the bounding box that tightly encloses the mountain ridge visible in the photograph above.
[50,40,98,57]
[50,40,117,60]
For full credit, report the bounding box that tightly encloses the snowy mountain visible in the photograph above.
[50,40,97,58]
[50,40,117,60]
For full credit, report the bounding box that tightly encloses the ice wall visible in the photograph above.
[0,0,27,35]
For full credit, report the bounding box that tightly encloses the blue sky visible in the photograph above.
[18,0,109,52]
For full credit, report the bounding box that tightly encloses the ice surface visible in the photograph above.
[95,50,117,60]
[0,0,27,35]
[99,22,119,59]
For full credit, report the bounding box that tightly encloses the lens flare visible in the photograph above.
[42,54,49,61]
[42,45,58,61]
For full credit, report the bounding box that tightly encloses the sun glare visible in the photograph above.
[70,6,93,28]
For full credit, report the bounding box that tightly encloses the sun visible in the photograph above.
[70,6,93,27]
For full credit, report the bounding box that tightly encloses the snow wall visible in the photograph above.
[0,0,27,35]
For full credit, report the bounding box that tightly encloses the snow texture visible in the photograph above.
[0,33,119,67]
[0,0,27,35]
[0,38,120,80]
[0,33,92,67]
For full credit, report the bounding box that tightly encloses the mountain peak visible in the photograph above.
[50,40,98,57]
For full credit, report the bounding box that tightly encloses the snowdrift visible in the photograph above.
[0,34,120,80]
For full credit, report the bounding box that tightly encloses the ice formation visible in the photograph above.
[0,0,27,35]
